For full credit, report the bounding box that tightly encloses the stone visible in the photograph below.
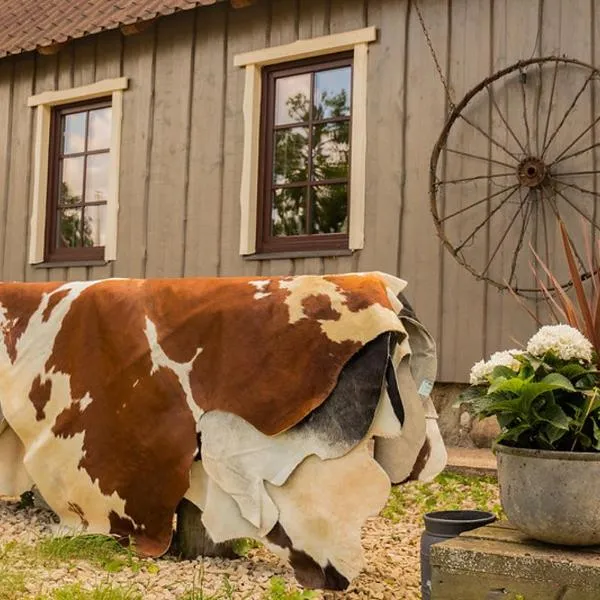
[469,417,500,448]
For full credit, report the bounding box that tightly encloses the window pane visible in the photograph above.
[82,204,106,247]
[57,208,83,247]
[272,187,306,236]
[311,184,348,234]
[85,153,110,204]
[314,67,351,120]
[88,107,112,151]
[312,122,350,181]
[273,127,309,185]
[60,157,84,205]
[62,112,86,154]
[275,74,311,125]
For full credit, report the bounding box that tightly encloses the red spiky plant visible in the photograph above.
[509,220,600,362]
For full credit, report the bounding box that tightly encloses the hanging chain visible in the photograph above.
[412,0,456,112]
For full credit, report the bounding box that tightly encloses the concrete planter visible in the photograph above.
[495,443,600,546]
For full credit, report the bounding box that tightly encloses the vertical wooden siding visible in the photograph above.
[0,0,596,381]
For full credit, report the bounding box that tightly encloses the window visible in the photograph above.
[258,54,352,253]
[28,78,128,265]
[235,27,376,257]
[46,99,112,262]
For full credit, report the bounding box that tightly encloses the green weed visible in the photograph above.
[179,574,238,600]
[382,472,504,522]
[263,577,316,600]
[35,582,143,600]
[0,569,26,600]
[37,535,145,573]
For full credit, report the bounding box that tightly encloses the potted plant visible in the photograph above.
[461,221,600,546]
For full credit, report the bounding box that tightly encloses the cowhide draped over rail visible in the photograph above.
[0,273,446,590]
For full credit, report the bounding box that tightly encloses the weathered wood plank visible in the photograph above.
[67,37,97,284]
[183,5,227,277]
[0,59,14,282]
[297,0,329,40]
[91,29,124,282]
[432,569,597,600]
[293,0,328,275]
[437,0,491,382]
[400,0,449,364]
[3,56,35,282]
[46,47,75,283]
[220,1,270,277]
[145,12,194,278]
[260,0,297,278]
[322,0,366,275]
[482,0,541,363]
[357,0,407,278]
[112,28,156,279]
[25,54,59,283]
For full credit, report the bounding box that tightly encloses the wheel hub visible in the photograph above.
[517,157,547,188]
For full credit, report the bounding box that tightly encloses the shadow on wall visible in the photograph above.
[432,383,499,449]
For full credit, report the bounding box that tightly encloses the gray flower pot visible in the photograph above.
[495,443,600,546]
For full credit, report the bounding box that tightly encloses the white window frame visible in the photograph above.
[234,27,377,256]
[27,77,128,264]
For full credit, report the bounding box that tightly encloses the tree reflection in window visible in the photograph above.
[48,99,111,261]
[262,56,352,251]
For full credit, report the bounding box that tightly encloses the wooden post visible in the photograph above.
[173,498,238,559]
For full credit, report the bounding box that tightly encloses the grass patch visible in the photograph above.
[263,577,316,600]
[35,534,155,574]
[0,569,26,600]
[179,574,237,600]
[382,472,503,522]
[35,583,143,600]
[231,537,262,557]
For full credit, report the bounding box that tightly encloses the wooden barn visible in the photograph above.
[0,0,598,384]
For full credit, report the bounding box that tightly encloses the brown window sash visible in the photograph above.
[257,52,353,254]
[45,98,111,263]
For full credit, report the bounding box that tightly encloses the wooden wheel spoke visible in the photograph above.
[430,57,600,294]
[454,186,521,253]
[481,194,529,278]
[519,68,532,156]
[542,70,595,158]
[440,184,519,223]
[550,113,600,164]
[545,189,588,270]
[437,172,514,186]
[541,60,560,153]
[445,148,516,169]
[551,169,600,177]
[535,63,543,156]
[458,114,520,162]
[552,141,600,166]
[487,85,527,155]
[508,192,535,286]
[549,177,600,201]
[540,188,551,280]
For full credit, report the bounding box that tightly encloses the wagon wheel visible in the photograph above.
[430,57,600,294]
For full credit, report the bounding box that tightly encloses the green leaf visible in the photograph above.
[496,423,531,444]
[540,372,576,392]
[558,363,589,380]
[491,365,520,379]
[536,397,572,430]
[591,418,600,451]
[540,422,570,444]
[488,377,524,395]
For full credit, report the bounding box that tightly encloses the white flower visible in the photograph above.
[469,349,522,385]
[526,324,593,363]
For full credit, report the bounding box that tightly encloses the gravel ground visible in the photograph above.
[0,475,500,600]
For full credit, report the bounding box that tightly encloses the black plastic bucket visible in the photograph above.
[420,510,496,600]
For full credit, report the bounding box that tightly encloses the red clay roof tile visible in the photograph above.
[0,0,222,58]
